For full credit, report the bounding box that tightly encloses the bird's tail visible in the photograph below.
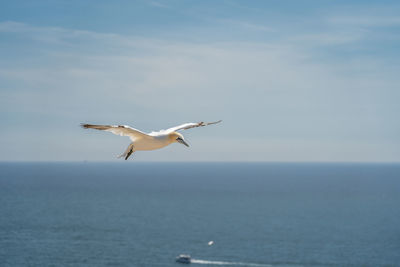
[118,143,135,160]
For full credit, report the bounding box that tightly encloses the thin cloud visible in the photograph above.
[328,16,400,27]
[288,31,365,46]
[0,21,163,48]
[217,19,276,32]
[148,1,169,8]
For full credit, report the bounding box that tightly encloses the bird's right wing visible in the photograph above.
[150,120,222,136]
[81,124,149,141]
[166,120,222,133]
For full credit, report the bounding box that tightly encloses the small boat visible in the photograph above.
[176,254,191,264]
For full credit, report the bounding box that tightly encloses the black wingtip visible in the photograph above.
[210,120,222,125]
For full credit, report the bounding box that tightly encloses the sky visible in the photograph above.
[1,0,400,162]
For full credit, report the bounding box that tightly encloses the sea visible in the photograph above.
[0,162,399,267]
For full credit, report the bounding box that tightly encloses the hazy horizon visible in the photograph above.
[2,161,400,164]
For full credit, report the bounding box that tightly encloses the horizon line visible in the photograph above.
[1,160,400,164]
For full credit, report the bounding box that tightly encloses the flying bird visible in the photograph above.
[81,120,222,160]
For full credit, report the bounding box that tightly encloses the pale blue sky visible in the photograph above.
[1,0,399,161]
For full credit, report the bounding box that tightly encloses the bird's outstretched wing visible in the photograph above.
[81,124,149,141]
[150,120,222,135]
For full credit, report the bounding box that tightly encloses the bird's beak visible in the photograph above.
[177,137,189,147]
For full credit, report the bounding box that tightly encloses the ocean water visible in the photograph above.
[0,162,399,267]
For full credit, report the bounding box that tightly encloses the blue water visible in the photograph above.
[0,162,399,267]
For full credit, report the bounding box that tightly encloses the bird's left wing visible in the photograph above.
[81,124,149,141]
[151,120,222,135]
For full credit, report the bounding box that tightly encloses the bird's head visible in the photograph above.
[169,132,189,147]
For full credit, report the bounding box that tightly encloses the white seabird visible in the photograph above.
[81,120,222,160]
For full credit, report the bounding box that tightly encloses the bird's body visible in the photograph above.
[133,134,170,151]
[81,120,221,160]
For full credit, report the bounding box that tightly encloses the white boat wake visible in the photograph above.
[191,259,272,266]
